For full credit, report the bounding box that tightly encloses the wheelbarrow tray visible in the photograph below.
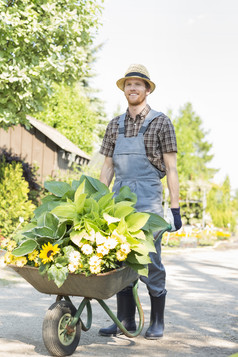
[9,265,139,300]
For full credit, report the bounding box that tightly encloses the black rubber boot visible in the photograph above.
[145,290,166,340]
[99,286,136,336]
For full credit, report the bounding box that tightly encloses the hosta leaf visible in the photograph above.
[34,226,54,238]
[55,222,67,239]
[21,229,37,239]
[142,212,171,232]
[70,230,86,246]
[40,212,59,230]
[127,251,151,265]
[47,265,68,288]
[34,201,61,219]
[126,262,148,277]
[98,192,114,211]
[44,181,72,198]
[74,180,85,201]
[103,213,120,225]
[116,217,127,235]
[114,186,137,204]
[84,197,99,215]
[75,193,87,214]
[12,239,37,256]
[51,203,77,220]
[114,205,135,218]
[126,212,150,232]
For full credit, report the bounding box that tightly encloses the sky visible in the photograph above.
[91,0,238,192]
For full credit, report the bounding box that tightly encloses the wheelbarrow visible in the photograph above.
[9,227,170,357]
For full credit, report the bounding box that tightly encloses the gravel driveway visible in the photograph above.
[0,240,238,357]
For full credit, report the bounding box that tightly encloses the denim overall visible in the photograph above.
[112,110,166,297]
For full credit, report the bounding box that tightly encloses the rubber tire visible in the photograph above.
[42,300,81,357]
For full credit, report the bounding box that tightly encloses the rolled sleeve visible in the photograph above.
[160,118,177,153]
[99,121,116,157]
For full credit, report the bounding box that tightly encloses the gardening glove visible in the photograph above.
[166,208,182,232]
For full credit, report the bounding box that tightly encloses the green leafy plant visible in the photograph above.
[1,176,170,288]
[0,160,36,237]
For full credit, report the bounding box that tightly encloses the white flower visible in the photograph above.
[104,238,118,250]
[69,251,81,264]
[96,245,109,256]
[81,244,93,255]
[116,250,127,261]
[68,263,77,273]
[111,230,127,243]
[90,264,101,274]
[120,243,131,255]
[19,217,24,223]
[89,255,101,266]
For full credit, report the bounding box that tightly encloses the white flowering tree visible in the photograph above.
[0,0,103,129]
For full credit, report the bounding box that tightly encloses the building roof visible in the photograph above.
[27,115,91,161]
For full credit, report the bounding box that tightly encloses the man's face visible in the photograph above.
[124,78,150,106]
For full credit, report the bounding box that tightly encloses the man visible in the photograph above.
[99,64,182,339]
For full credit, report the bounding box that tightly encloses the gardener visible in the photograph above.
[99,64,182,339]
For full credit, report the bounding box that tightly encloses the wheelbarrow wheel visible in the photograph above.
[42,300,81,357]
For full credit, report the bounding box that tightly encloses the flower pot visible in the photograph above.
[9,264,139,300]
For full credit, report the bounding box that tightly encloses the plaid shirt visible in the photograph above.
[99,105,177,173]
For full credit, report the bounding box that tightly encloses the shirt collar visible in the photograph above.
[126,104,151,120]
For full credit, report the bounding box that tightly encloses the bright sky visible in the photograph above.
[91,0,238,192]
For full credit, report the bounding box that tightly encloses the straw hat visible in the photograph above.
[116,64,156,93]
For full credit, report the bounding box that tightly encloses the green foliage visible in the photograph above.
[0,0,104,129]
[172,103,216,183]
[35,83,103,154]
[206,176,237,232]
[0,148,41,205]
[0,161,36,237]
[10,175,171,287]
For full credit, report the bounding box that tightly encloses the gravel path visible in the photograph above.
[0,240,238,357]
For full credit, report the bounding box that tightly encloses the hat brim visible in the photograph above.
[116,75,156,93]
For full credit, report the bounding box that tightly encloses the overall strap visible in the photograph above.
[117,110,163,135]
[118,113,126,134]
[139,110,163,134]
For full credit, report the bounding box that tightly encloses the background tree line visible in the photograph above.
[0,0,237,236]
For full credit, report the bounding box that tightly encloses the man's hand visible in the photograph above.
[171,208,182,231]
[166,208,182,231]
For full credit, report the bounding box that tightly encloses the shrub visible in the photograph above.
[0,149,41,205]
[0,161,36,237]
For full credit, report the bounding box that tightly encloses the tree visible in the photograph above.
[206,176,237,232]
[0,0,104,129]
[169,103,217,225]
[172,103,216,183]
[35,82,106,154]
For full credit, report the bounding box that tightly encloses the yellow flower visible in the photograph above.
[39,242,60,264]
[81,244,93,255]
[120,243,131,255]
[116,250,127,262]
[4,251,14,264]
[28,250,39,261]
